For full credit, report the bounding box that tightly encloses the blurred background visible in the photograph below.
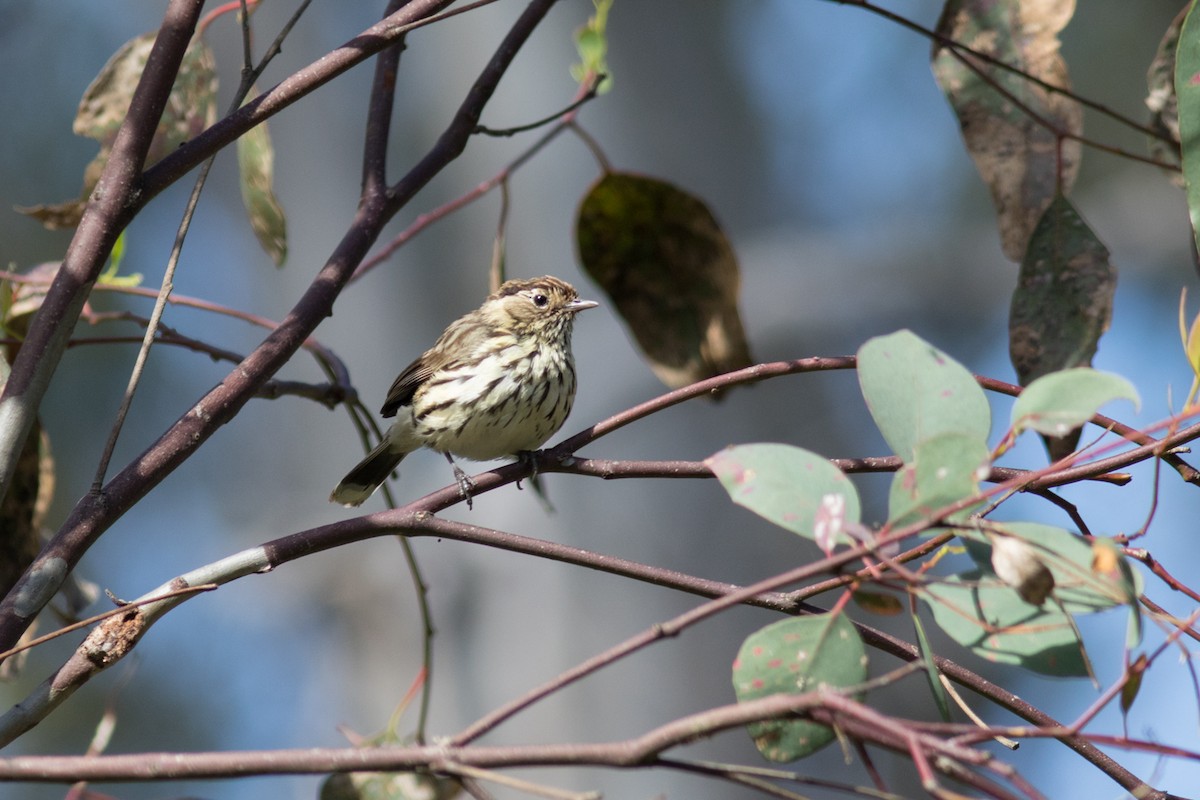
[0,0,1197,797]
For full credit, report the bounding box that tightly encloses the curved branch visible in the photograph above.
[0,0,561,656]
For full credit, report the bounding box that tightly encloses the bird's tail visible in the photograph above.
[330,440,407,507]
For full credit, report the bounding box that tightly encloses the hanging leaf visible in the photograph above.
[932,0,1082,260]
[237,92,288,267]
[933,522,1142,678]
[924,571,1092,677]
[18,32,217,229]
[1009,195,1115,387]
[852,590,903,616]
[857,330,991,463]
[1008,194,1116,458]
[1146,7,1186,175]
[911,610,952,722]
[576,172,753,394]
[706,443,860,548]
[960,522,1143,612]
[732,614,867,762]
[1175,0,1200,255]
[570,0,614,92]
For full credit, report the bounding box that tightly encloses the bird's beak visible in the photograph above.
[567,298,599,313]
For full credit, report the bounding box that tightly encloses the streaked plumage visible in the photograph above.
[330,276,597,507]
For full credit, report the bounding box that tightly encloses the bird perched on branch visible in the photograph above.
[330,275,597,507]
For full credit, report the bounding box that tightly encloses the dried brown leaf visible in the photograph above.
[932,0,1082,260]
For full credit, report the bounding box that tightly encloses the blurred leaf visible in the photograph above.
[1091,537,1143,648]
[98,231,142,287]
[988,531,1056,606]
[0,350,53,680]
[1175,0,1200,254]
[1146,7,1186,175]
[577,172,753,394]
[6,263,64,338]
[237,95,288,267]
[1180,288,1200,403]
[931,0,1082,260]
[706,443,860,547]
[852,590,903,616]
[75,32,217,158]
[932,519,1136,680]
[321,771,460,800]
[320,725,459,800]
[911,610,952,722]
[886,433,990,528]
[1010,367,1139,437]
[924,570,1091,677]
[571,0,613,92]
[960,523,1143,613]
[857,330,991,462]
[19,33,216,230]
[1120,654,1148,718]
[1009,194,1115,458]
[732,614,866,762]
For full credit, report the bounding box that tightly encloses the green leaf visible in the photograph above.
[933,522,1142,678]
[960,523,1143,614]
[858,330,991,462]
[577,172,753,393]
[571,0,613,92]
[237,96,288,267]
[732,614,866,762]
[706,443,860,547]
[911,610,952,722]
[931,0,1081,260]
[1175,0,1200,253]
[924,571,1092,678]
[886,433,990,528]
[320,770,460,800]
[1010,368,1139,437]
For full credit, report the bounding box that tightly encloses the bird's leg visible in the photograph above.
[444,452,475,509]
[515,450,555,512]
[513,450,540,490]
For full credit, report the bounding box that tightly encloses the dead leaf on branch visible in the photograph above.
[575,172,753,395]
[932,0,1082,261]
[17,32,217,229]
[238,90,288,267]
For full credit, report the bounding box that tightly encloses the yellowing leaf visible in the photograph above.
[238,92,288,267]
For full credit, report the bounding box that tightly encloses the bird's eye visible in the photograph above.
[531,292,549,308]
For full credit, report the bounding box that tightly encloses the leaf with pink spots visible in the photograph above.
[706,443,859,546]
[731,614,866,762]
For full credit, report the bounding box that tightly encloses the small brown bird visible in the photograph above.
[330,276,598,507]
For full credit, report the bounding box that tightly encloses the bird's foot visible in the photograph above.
[445,453,475,509]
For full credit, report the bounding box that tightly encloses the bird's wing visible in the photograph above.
[380,355,434,417]
[379,316,495,418]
